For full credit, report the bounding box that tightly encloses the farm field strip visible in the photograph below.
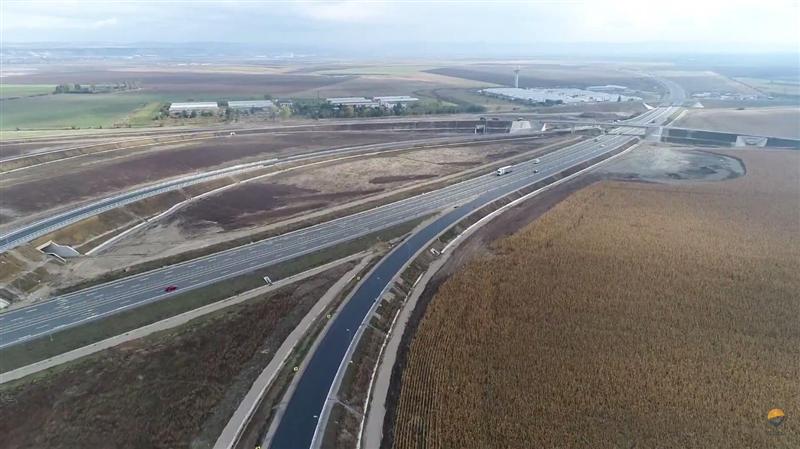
[389,150,799,449]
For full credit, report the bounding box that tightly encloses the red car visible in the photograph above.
[164,285,178,292]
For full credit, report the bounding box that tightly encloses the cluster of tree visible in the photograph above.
[53,81,140,94]
[291,100,485,119]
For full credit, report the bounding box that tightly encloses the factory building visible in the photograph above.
[327,97,379,107]
[586,85,628,92]
[228,100,276,111]
[168,101,220,116]
[373,95,419,107]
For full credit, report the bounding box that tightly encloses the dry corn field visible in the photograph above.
[390,150,800,449]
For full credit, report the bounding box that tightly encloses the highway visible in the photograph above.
[0,132,548,253]
[0,107,675,352]
[256,106,677,449]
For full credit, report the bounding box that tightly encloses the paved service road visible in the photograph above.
[265,107,679,449]
[0,107,674,351]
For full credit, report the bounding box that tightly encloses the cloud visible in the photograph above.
[292,0,391,23]
[3,12,118,31]
[0,0,796,51]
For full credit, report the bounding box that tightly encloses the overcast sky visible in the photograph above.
[3,0,799,53]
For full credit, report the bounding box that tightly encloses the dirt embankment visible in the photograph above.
[0,262,355,449]
[385,148,799,449]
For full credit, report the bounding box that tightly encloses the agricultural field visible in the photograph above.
[1,61,666,130]
[427,63,662,93]
[0,261,355,449]
[0,67,347,130]
[734,77,800,98]
[674,107,800,139]
[0,84,55,99]
[0,91,170,130]
[389,150,799,449]
[653,70,760,96]
[0,63,490,130]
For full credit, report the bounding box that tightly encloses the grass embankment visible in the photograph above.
[389,150,800,449]
[0,218,424,373]
[0,262,355,449]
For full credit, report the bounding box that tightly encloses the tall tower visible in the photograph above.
[513,67,520,88]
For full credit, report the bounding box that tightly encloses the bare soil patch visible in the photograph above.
[369,174,438,184]
[388,150,800,449]
[178,183,382,231]
[166,139,547,234]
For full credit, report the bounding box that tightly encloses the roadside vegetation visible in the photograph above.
[0,262,355,449]
[388,150,800,449]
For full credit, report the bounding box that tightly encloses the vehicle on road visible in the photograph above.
[164,285,178,292]
[496,165,513,176]
[533,158,541,164]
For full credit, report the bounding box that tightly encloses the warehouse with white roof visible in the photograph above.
[228,100,276,110]
[168,101,220,116]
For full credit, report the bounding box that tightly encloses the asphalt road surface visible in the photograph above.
[261,107,678,449]
[0,132,545,253]
[0,107,675,352]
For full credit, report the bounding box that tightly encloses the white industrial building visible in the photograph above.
[228,100,276,110]
[168,102,220,115]
[373,95,419,107]
[482,87,641,104]
[327,97,378,107]
[586,84,628,92]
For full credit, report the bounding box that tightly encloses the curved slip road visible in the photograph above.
[0,108,676,351]
[263,107,678,449]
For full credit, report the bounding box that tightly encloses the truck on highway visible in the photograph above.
[496,165,513,176]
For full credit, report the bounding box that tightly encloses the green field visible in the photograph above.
[0,92,165,130]
[0,84,56,98]
[126,101,165,126]
[0,89,270,130]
